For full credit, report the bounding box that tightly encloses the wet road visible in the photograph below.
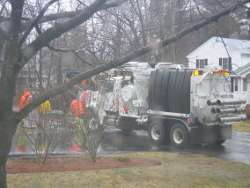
[99,128,250,165]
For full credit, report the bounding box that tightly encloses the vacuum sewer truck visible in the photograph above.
[88,62,247,148]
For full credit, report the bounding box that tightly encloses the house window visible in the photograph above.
[219,57,232,71]
[243,78,247,91]
[235,78,239,92]
[231,77,241,92]
[196,59,208,69]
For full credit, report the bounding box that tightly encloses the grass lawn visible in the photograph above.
[8,152,250,188]
[233,120,250,133]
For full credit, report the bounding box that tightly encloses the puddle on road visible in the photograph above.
[99,129,250,165]
[10,129,250,165]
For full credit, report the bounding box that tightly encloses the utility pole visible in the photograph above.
[247,7,250,38]
[171,0,176,63]
[239,3,250,39]
[246,4,250,104]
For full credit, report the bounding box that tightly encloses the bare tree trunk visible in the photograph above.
[0,117,18,188]
[0,164,6,188]
[0,61,19,188]
[0,32,20,188]
[0,1,25,186]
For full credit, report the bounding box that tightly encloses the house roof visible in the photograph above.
[186,36,250,58]
[235,63,250,77]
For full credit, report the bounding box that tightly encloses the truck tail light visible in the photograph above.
[123,105,128,114]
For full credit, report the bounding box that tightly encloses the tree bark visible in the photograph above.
[0,61,21,188]
[0,1,24,187]
[0,116,18,188]
[0,164,6,188]
[0,54,19,187]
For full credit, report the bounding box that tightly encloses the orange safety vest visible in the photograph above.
[18,90,31,110]
[70,99,85,117]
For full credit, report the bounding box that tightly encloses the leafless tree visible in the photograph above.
[22,111,69,164]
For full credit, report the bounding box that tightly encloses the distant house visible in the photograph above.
[186,36,250,101]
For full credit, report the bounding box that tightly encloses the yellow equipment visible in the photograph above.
[38,100,52,114]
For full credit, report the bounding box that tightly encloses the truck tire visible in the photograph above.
[170,122,189,148]
[118,117,134,135]
[148,118,168,145]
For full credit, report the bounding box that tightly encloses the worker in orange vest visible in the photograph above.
[70,99,85,117]
[18,89,32,110]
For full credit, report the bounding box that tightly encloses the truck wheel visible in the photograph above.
[148,118,167,145]
[118,118,133,135]
[170,122,189,148]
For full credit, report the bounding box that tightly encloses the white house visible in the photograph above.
[186,36,250,101]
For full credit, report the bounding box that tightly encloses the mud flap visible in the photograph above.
[219,125,232,140]
[189,125,232,144]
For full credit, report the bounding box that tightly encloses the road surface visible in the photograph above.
[99,129,250,165]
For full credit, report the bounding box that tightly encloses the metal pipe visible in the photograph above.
[207,99,246,106]
[217,107,245,113]
[147,110,190,118]
[219,105,244,109]
[218,114,247,122]
[222,122,239,126]
[212,107,245,113]
[216,99,246,106]
[207,100,218,106]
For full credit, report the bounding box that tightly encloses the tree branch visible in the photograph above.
[21,0,125,30]
[16,0,250,120]
[19,0,58,45]
[21,0,125,67]
[22,10,82,26]
[46,45,97,67]
[20,0,107,65]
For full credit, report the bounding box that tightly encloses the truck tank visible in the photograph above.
[147,69,246,147]
[148,69,193,114]
[148,69,246,126]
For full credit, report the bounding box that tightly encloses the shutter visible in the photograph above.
[219,58,222,66]
[231,78,234,92]
[205,59,208,66]
[228,57,232,71]
[196,60,199,68]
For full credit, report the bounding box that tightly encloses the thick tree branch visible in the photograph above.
[21,0,125,31]
[16,0,250,120]
[1,1,124,30]
[45,1,124,22]
[18,10,82,27]
[20,0,125,67]
[20,0,107,65]
[19,0,58,45]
